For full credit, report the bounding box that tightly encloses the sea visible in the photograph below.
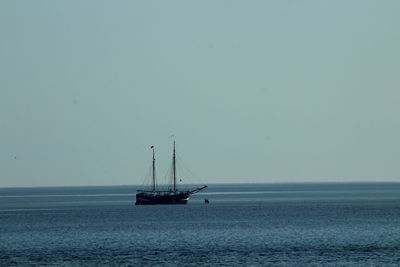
[1,183,400,266]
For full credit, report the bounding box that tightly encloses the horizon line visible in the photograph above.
[1,180,399,189]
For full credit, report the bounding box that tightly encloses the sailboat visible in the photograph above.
[135,141,207,205]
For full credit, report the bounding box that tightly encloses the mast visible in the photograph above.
[173,140,176,192]
[151,146,155,192]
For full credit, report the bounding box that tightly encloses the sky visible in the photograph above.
[1,1,400,187]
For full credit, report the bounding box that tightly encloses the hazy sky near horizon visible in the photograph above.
[1,1,400,187]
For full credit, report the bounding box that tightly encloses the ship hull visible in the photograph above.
[135,192,190,205]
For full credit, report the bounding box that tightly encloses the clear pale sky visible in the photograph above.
[1,1,399,187]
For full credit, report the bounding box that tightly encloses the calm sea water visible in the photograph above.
[1,183,400,266]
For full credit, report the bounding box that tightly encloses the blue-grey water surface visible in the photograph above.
[1,183,400,266]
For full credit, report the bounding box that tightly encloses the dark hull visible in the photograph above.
[135,192,190,205]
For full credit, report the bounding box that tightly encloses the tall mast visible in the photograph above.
[173,140,176,192]
[151,146,155,192]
